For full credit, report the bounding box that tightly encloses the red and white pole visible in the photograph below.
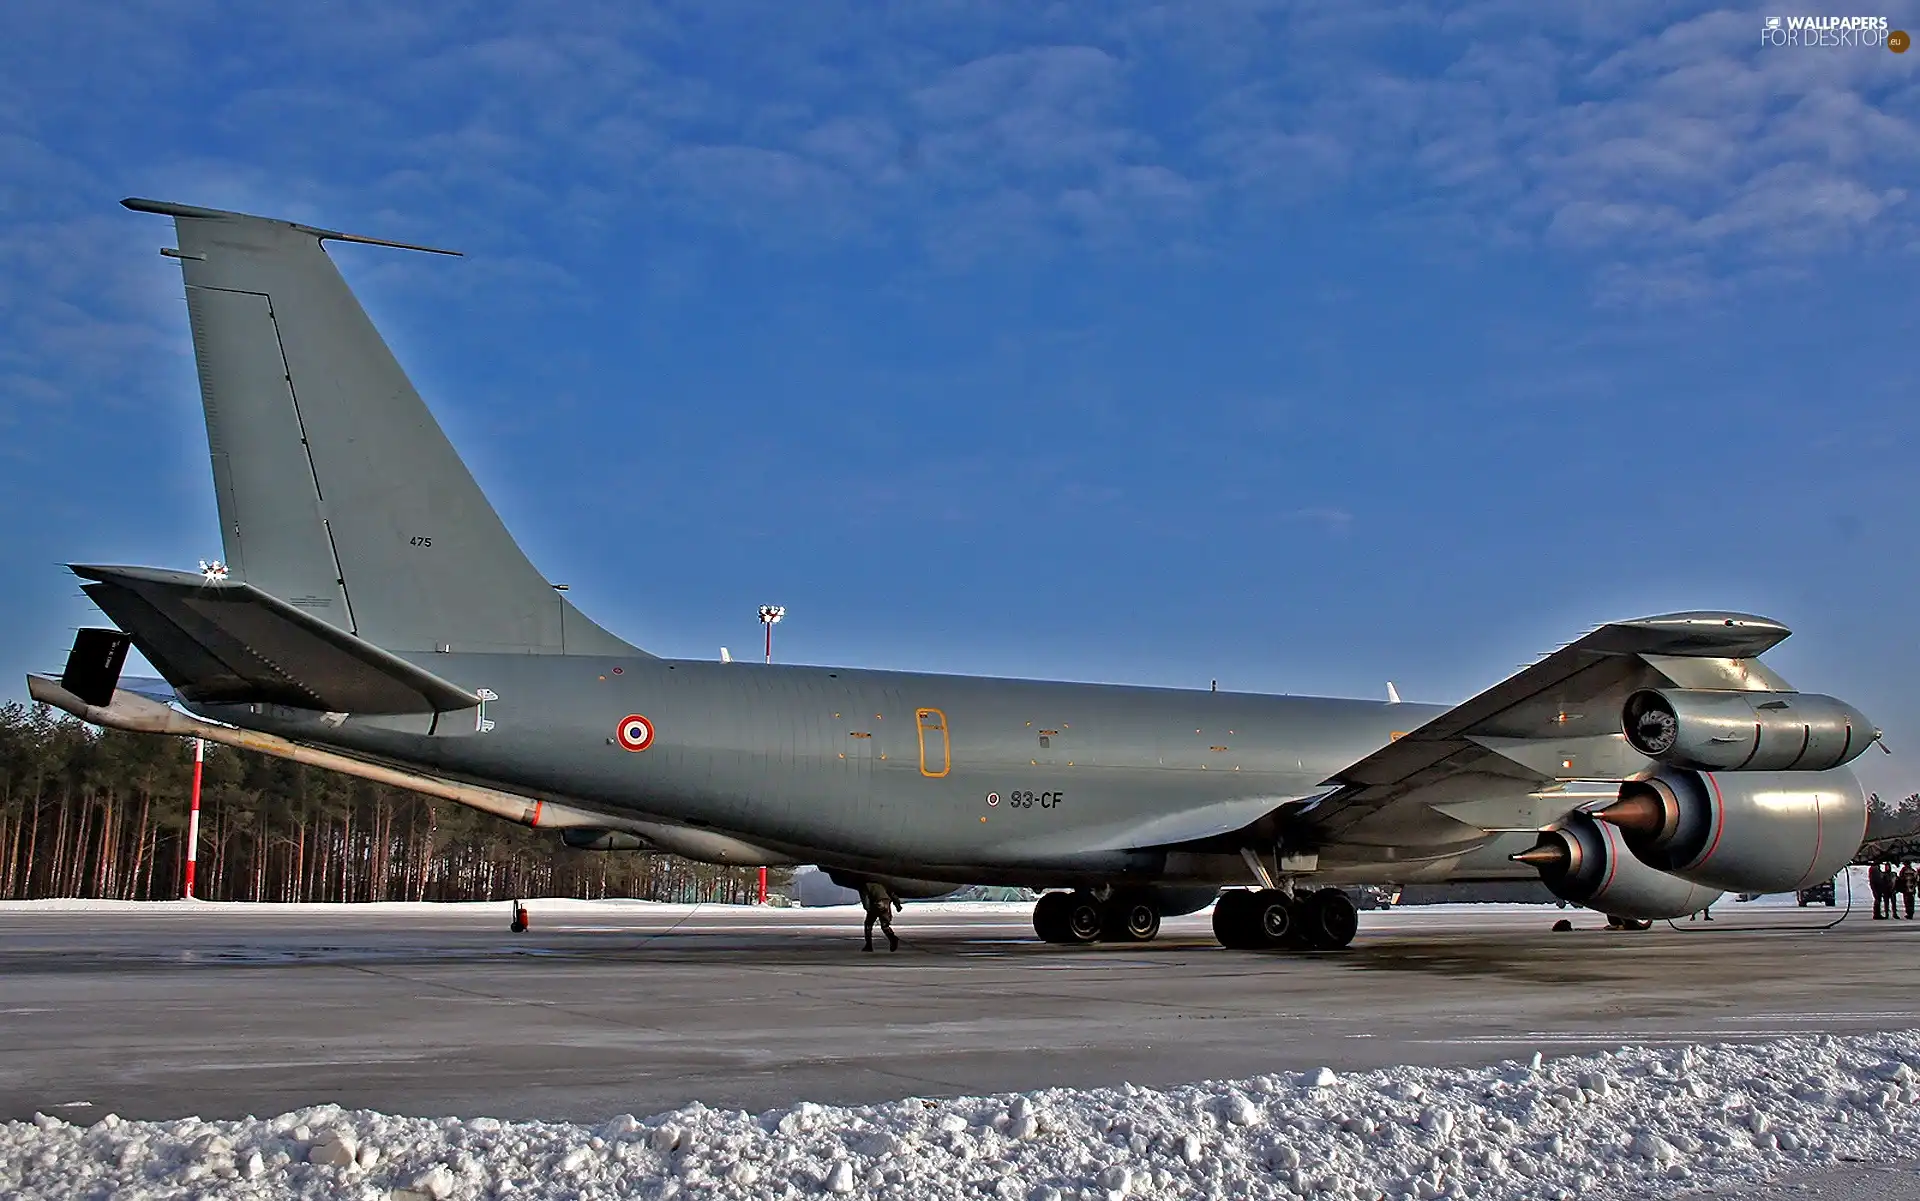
[184,737,204,900]
[756,619,769,902]
[754,604,783,904]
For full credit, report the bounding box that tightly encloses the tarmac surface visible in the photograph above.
[3,897,1918,1138]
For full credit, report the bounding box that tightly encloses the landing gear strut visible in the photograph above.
[509,900,530,933]
[1213,887,1358,951]
[1032,890,1161,944]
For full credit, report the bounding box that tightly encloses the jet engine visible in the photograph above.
[1514,812,1722,920]
[1595,766,1865,894]
[1622,689,1876,772]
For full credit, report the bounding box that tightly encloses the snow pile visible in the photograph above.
[7,1032,1920,1200]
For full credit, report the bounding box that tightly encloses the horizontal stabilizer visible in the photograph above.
[75,564,478,715]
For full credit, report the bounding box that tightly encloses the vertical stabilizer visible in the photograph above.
[124,198,638,657]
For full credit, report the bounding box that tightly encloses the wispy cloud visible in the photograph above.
[0,0,1913,422]
[1284,506,1356,536]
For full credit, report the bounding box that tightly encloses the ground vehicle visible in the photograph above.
[1796,879,1837,907]
[1351,886,1400,911]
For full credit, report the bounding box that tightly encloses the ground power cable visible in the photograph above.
[1661,870,1856,935]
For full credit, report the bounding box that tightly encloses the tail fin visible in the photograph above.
[124,198,638,658]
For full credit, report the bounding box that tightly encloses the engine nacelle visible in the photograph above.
[1622,688,1876,772]
[1599,767,1866,894]
[1515,812,1722,920]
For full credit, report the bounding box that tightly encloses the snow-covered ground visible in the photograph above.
[0,868,1870,919]
[6,1031,1918,1200]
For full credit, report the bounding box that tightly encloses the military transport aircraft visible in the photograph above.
[27,199,1883,950]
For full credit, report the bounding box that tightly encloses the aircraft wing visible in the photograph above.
[1297,611,1796,844]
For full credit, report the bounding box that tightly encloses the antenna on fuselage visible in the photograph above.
[1386,681,1402,704]
[720,647,732,664]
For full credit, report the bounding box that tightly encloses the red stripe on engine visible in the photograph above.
[1601,823,1620,896]
[1804,790,1823,889]
[1697,772,1727,870]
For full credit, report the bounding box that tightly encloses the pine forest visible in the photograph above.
[0,701,782,905]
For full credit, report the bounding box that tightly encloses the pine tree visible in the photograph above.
[0,703,788,904]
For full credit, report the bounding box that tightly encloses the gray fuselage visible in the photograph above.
[213,654,1469,887]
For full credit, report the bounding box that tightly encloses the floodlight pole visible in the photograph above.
[755,604,785,904]
[758,605,785,666]
[184,737,204,900]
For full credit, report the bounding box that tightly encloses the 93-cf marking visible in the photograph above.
[1004,790,1064,809]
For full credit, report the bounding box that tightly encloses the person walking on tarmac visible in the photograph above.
[862,880,901,952]
[1899,862,1918,921]
[1871,861,1890,920]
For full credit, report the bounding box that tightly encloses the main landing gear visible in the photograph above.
[1031,890,1162,944]
[508,900,530,933]
[1211,887,1359,951]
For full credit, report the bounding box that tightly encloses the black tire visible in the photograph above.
[1212,890,1259,949]
[1062,893,1104,944]
[1032,891,1072,943]
[1103,896,1161,942]
[1248,889,1295,948]
[1297,888,1359,950]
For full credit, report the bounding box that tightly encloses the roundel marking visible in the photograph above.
[986,792,1000,807]
[615,714,655,752]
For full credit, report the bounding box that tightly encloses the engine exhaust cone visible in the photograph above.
[1593,794,1666,835]
[1510,843,1569,869]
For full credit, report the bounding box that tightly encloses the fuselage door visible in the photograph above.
[917,707,951,778]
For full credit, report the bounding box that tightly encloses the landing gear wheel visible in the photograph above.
[1062,893,1104,944]
[1214,889,1296,949]
[509,902,529,934]
[1296,888,1359,951]
[1249,889,1295,947]
[1212,889,1260,949]
[1032,891,1073,943]
[1103,895,1161,942]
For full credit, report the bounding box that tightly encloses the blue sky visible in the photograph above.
[3,2,1917,794]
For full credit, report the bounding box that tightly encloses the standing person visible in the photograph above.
[1900,863,1918,921]
[1871,861,1889,920]
[861,880,901,952]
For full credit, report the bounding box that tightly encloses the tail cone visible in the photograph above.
[1511,842,1570,870]
[1594,793,1666,836]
